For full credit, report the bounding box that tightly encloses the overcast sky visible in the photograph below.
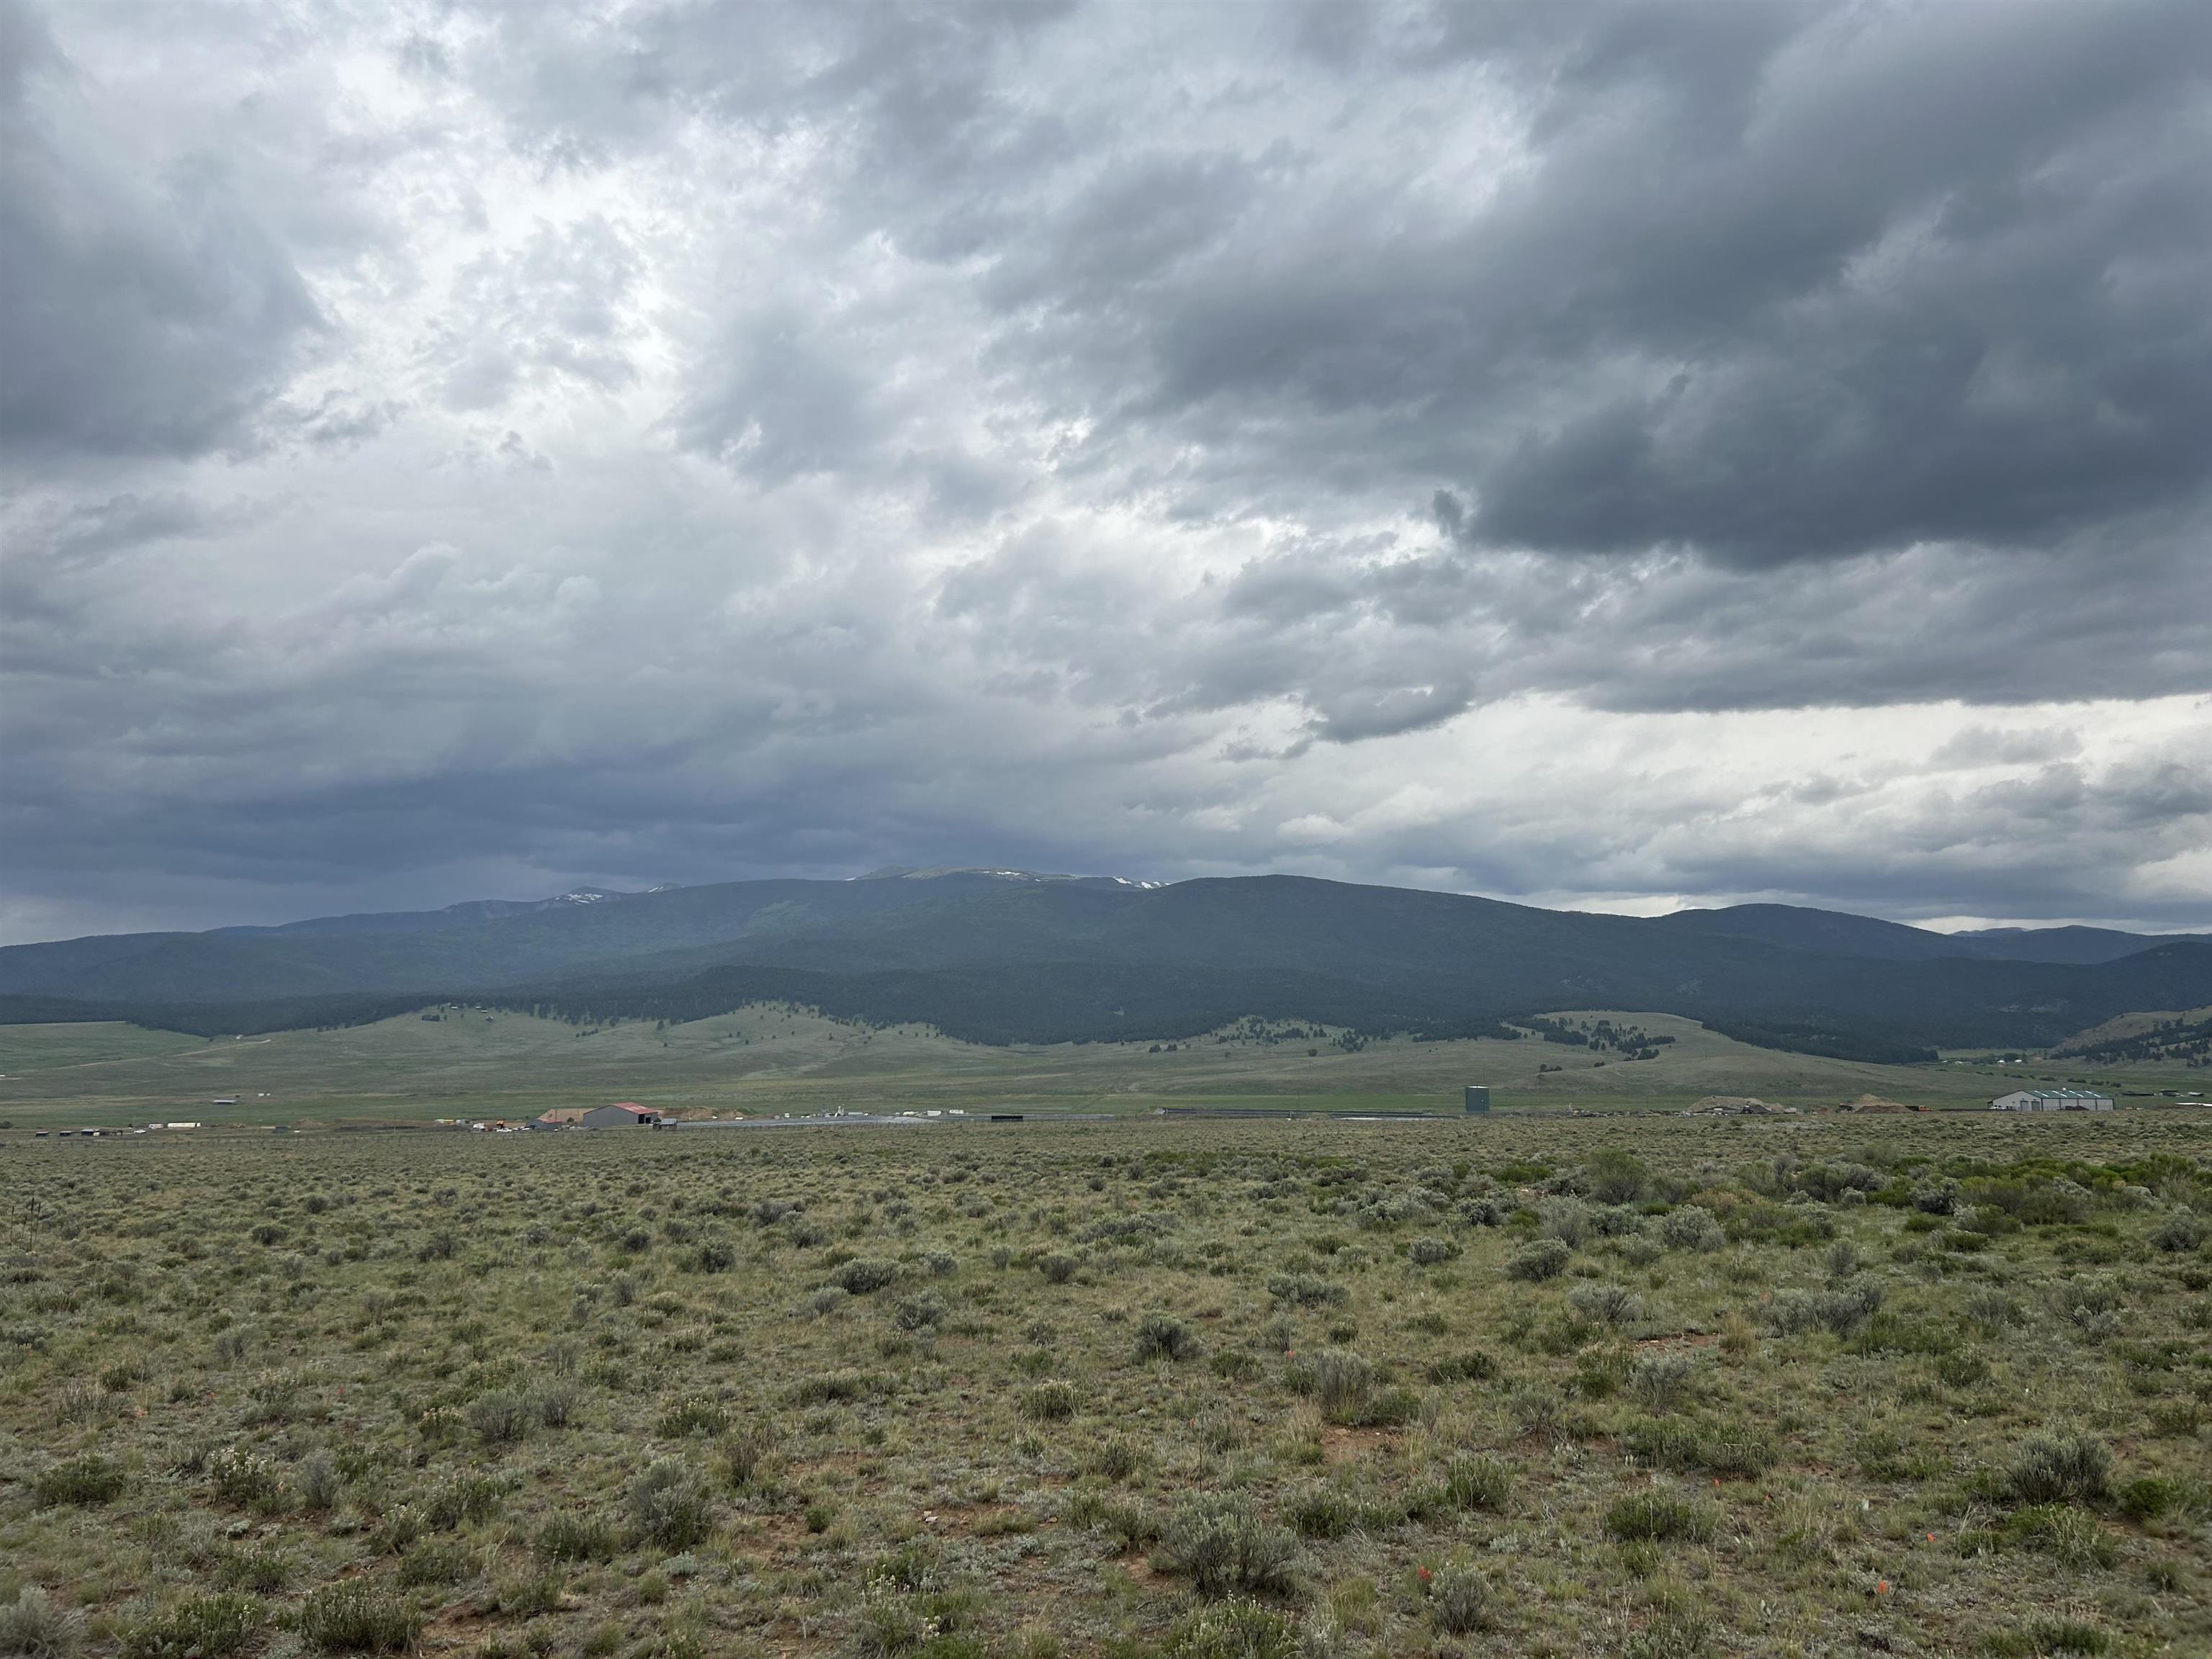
[4,0,2209,944]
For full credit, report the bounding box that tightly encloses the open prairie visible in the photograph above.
[4,1109,2207,1658]
[0,1008,2193,1130]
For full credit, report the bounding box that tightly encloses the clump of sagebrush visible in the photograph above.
[1133,1311,1197,1362]
[1022,1378,1079,1421]
[830,1259,900,1295]
[1312,1349,1374,1423]
[1426,1563,1489,1635]
[1506,1238,1572,1282]
[0,1586,83,1659]
[2005,1431,2113,1506]
[1537,1197,1593,1246]
[1629,1352,1696,1413]
[1605,1491,1717,1543]
[1154,1493,1300,1598]
[1159,1599,1298,1659]
[1568,1282,1643,1327]
[2152,1206,2206,1252]
[297,1582,418,1655]
[32,1453,127,1507]
[627,1458,713,1549]
[117,1593,260,1659]
[1660,1207,1725,1252]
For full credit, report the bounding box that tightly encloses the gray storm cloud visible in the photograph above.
[1,0,2206,942]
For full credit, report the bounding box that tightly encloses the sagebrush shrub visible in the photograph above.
[2152,1207,2206,1253]
[1605,1491,1715,1542]
[1133,1312,1196,1362]
[1022,1379,1079,1421]
[33,1455,126,1508]
[1439,1454,1511,1511]
[830,1259,900,1294]
[1568,1282,1643,1326]
[467,1389,531,1444]
[1154,1493,1300,1598]
[0,1587,84,1659]
[1427,1564,1488,1634]
[298,1582,418,1655]
[2005,1432,2113,1506]
[1506,1238,1571,1282]
[627,1458,713,1549]
[1160,1599,1298,1659]
[1660,1208,1725,1252]
[1313,1349,1374,1423]
[117,1593,259,1659]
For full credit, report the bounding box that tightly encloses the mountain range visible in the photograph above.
[2,868,2207,1061]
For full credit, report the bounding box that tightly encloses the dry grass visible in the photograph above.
[1,1110,2207,1657]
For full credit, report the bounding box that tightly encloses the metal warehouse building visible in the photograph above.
[1991,1088,2113,1112]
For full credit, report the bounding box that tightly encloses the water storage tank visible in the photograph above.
[1464,1086,1491,1115]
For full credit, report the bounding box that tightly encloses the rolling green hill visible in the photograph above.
[4,870,2208,1060]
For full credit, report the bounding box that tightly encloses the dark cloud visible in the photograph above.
[0,1,323,463]
[1,0,2206,943]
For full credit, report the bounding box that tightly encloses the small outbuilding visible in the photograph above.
[1991,1089,2113,1112]
[581,1102,661,1129]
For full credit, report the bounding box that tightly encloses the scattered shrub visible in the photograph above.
[1022,1379,1079,1421]
[1605,1491,1715,1543]
[1660,1208,1725,1252]
[1438,1454,1511,1511]
[467,1389,532,1444]
[891,1292,946,1331]
[658,1394,730,1437]
[33,1455,126,1507]
[1265,1272,1346,1308]
[1568,1282,1644,1326]
[2152,1207,2206,1253]
[1425,1349,1499,1383]
[0,1586,83,1659]
[292,1449,341,1513]
[1426,1564,1489,1635]
[534,1511,619,1562]
[1155,1494,1300,1597]
[1312,1349,1374,1423]
[117,1595,259,1659]
[2005,1432,2113,1506]
[1506,1238,1572,1282]
[2002,1504,2118,1570]
[397,1538,477,1586]
[830,1259,901,1295]
[207,1448,282,1511]
[1133,1313,1197,1362]
[626,1458,713,1549]
[299,1582,420,1655]
[1630,1352,1696,1413]
[1159,1599,1298,1659]
[1406,1236,1458,1266]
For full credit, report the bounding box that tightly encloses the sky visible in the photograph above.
[3,0,2209,945]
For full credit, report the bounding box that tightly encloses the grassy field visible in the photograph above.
[0,1007,2197,1130]
[2,1109,2207,1658]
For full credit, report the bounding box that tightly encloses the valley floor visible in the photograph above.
[0,1008,2197,1131]
[2,1112,2208,1658]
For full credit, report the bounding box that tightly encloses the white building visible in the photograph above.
[1991,1088,2113,1112]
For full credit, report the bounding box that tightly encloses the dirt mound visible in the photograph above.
[1842,1093,1913,1113]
